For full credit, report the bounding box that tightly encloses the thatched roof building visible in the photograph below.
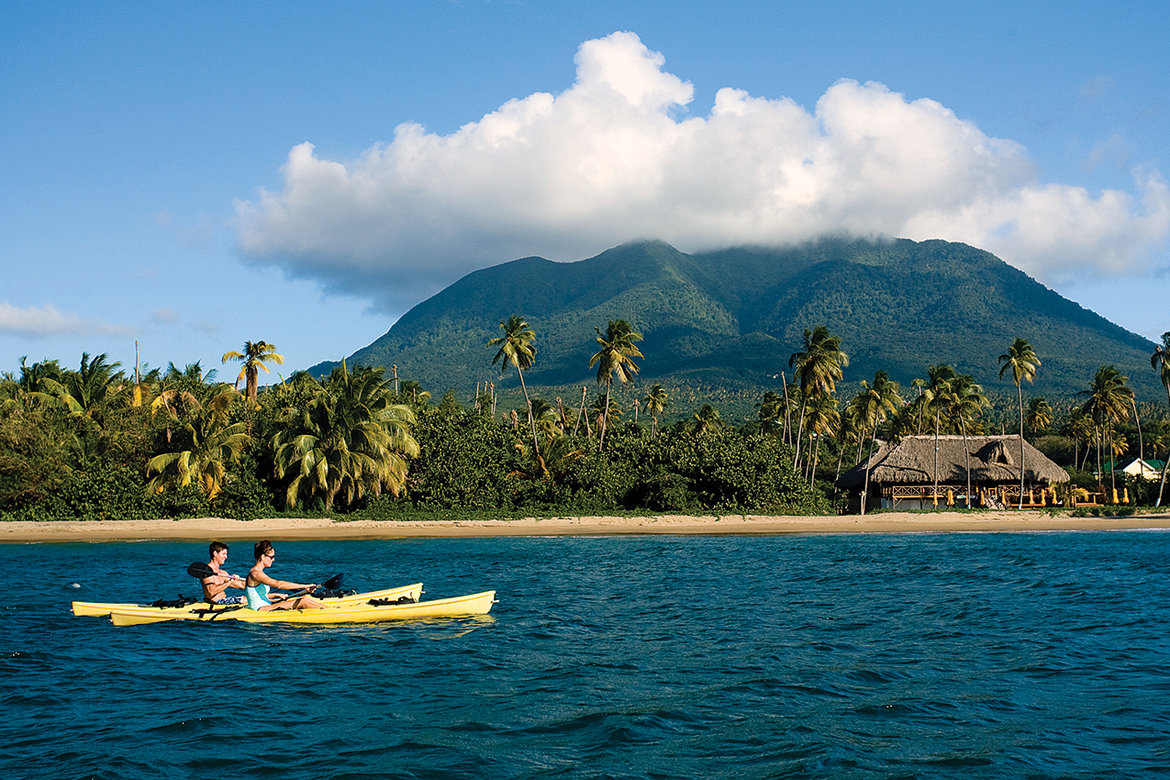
[837,435,1069,511]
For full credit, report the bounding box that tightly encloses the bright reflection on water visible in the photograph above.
[3,532,1170,778]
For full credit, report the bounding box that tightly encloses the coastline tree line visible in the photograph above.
[2,324,1169,522]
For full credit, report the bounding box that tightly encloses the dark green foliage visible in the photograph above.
[312,238,1161,402]
[405,402,521,509]
[14,462,156,522]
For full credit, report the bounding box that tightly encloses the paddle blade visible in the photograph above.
[320,573,344,591]
[186,562,214,579]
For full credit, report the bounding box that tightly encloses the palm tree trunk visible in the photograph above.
[780,371,791,447]
[793,399,808,469]
[960,414,972,509]
[809,436,821,488]
[572,387,587,438]
[861,426,876,516]
[1158,384,1170,507]
[1090,428,1099,493]
[933,411,940,508]
[599,381,612,450]
[1130,395,1144,476]
[1157,455,1169,507]
[1017,381,1025,510]
[517,369,540,456]
[1109,429,1117,500]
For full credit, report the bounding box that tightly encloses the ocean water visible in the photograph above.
[2,531,1169,779]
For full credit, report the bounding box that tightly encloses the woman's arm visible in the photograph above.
[252,568,312,591]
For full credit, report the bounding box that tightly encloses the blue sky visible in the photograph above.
[3,1,1168,384]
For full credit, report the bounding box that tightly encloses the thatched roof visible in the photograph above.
[837,435,1069,490]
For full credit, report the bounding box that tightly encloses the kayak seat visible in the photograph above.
[366,596,417,606]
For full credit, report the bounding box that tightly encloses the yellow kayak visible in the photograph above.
[108,589,496,626]
[73,583,423,618]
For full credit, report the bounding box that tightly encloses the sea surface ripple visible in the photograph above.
[2,531,1169,778]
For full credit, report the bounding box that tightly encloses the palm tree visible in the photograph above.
[1062,407,1093,472]
[644,384,668,437]
[271,362,419,512]
[488,315,539,453]
[1080,365,1134,500]
[688,404,723,436]
[1153,332,1170,505]
[589,320,644,449]
[145,389,250,502]
[852,371,902,514]
[804,394,841,487]
[61,352,126,418]
[788,326,848,468]
[222,340,284,403]
[999,339,1040,509]
[947,373,990,508]
[755,391,784,437]
[922,363,957,499]
[1025,397,1053,435]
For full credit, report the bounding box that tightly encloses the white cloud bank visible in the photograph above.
[234,31,1170,307]
[0,303,133,339]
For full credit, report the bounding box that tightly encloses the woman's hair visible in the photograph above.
[253,540,274,561]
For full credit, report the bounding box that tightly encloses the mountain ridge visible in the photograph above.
[309,238,1160,402]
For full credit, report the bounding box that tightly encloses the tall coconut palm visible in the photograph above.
[488,315,539,454]
[921,364,958,502]
[999,339,1040,509]
[852,371,902,514]
[1080,365,1134,500]
[272,362,419,512]
[1153,332,1170,505]
[947,373,990,508]
[589,320,643,449]
[788,326,848,468]
[644,384,669,437]
[222,341,284,403]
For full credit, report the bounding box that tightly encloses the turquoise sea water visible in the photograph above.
[3,531,1169,779]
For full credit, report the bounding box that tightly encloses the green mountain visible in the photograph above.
[310,238,1161,403]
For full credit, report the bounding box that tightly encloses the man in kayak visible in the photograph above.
[244,540,325,611]
[202,541,246,605]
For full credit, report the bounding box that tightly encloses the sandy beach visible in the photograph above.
[4,510,1170,543]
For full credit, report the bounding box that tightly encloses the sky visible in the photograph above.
[3,1,1168,384]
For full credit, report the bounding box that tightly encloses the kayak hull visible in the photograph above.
[73,583,423,618]
[108,589,495,626]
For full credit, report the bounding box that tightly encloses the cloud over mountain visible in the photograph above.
[233,31,1170,309]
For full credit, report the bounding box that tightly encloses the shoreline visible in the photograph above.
[4,511,1170,543]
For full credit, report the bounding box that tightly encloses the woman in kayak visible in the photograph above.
[244,540,325,611]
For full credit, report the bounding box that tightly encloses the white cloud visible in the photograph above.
[233,31,1170,306]
[0,303,133,338]
[150,308,181,325]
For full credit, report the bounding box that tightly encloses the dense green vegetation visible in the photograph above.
[0,346,830,521]
[313,238,1162,403]
[4,323,1169,523]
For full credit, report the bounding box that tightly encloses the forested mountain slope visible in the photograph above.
[310,238,1159,401]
